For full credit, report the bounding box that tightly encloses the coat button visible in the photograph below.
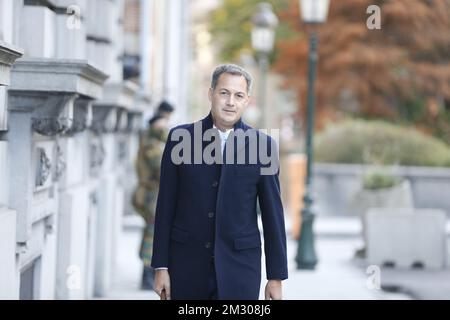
[205,242,212,249]
[208,211,215,218]
[212,181,219,188]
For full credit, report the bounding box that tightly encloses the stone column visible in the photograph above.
[85,0,117,77]
[17,0,89,60]
[0,41,23,300]
[0,0,14,44]
[53,0,88,60]
[55,97,109,300]
[123,91,149,217]
[18,5,56,58]
[91,81,138,297]
[7,58,107,299]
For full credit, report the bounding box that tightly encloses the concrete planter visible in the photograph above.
[313,163,450,217]
[351,180,414,256]
[366,208,447,269]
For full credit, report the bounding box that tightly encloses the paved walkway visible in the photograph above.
[102,215,450,300]
[104,215,159,300]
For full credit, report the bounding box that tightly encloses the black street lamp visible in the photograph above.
[251,3,278,129]
[295,0,330,270]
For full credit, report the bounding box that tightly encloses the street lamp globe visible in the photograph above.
[299,0,330,24]
[251,3,278,54]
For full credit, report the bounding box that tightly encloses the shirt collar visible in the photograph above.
[213,124,233,139]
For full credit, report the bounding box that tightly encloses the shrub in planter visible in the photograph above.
[363,171,401,190]
[315,120,450,167]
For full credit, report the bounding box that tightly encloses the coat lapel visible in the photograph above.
[200,112,251,164]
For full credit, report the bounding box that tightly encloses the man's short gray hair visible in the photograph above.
[211,64,253,94]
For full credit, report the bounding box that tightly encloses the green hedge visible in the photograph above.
[315,120,450,167]
[362,171,402,190]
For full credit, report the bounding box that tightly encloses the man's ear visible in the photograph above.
[208,88,212,102]
[245,94,251,105]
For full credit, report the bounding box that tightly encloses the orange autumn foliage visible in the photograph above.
[273,0,450,131]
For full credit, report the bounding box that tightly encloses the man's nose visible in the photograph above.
[226,95,235,106]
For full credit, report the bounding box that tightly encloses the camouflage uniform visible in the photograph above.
[133,126,168,267]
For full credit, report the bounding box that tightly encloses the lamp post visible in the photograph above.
[295,0,330,270]
[251,3,278,129]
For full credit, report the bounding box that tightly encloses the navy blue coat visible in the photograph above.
[151,113,288,300]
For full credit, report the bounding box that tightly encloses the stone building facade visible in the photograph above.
[0,0,189,300]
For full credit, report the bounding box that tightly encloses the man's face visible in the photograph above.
[208,73,250,129]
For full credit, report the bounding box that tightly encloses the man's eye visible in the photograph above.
[237,95,244,99]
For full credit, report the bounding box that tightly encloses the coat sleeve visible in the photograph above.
[257,136,288,280]
[151,128,178,268]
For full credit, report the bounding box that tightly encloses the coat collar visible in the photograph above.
[201,111,247,132]
[200,111,252,160]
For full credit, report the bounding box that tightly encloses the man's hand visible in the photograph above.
[154,269,171,300]
[265,280,282,300]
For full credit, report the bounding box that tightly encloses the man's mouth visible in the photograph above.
[223,109,236,114]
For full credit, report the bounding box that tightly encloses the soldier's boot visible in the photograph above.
[141,266,155,291]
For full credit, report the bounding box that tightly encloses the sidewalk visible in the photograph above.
[268,216,409,300]
[103,214,450,300]
[281,238,409,300]
[285,216,450,300]
[104,215,159,300]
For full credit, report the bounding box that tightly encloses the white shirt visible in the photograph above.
[213,124,234,154]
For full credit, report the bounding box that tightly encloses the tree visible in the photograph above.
[209,0,292,62]
[273,0,450,142]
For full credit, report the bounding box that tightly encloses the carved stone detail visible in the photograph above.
[31,117,73,136]
[89,138,105,176]
[54,142,66,181]
[35,147,52,188]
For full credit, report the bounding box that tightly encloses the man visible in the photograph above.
[152,64,288,300]
[133,101,174,290]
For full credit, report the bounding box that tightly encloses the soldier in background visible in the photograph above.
[132,100,174,290]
